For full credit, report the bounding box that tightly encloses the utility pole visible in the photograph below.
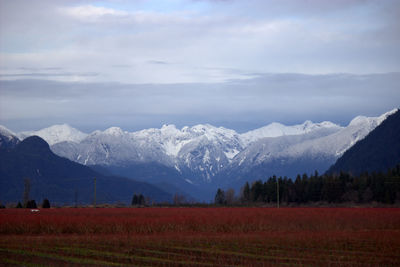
[94,177,97,208]
[277,178,279,209]
[74,188,78,208]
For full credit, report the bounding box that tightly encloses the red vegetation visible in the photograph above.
[1,207,400,266]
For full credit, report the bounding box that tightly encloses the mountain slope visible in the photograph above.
[51,124,243,186]
[8,108,396,201]
[327,109,400,175]
[241,120,342,146]
[0,125,20,150]
[217,109,397,190]
[0,136,171,204]
[18,124,87,145]
[216,128,340,190]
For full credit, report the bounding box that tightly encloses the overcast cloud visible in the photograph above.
[0,0,399,132]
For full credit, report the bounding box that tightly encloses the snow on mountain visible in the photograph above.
[241,120,342,146]
[0,125,20,149]
[232,126,342,168]
[131,124,242,159]
[0,125,17,140]
[226,109,398,182]
[18,124,87,145]
[126,123,243,183]
[281,108,398,160]
[53,126,172,166]
[11,108,396,187]
[132,124,192,158]
[50,123,243,184]
[48,119,346,184]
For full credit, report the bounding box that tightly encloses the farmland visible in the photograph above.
[1,208,400,266]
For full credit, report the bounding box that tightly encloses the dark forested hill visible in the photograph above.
[327,109,400,175]
[0,136,171,205]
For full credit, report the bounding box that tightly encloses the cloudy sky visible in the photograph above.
[0,0,399,133]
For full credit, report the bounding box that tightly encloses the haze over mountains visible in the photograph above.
[1,109,397,201]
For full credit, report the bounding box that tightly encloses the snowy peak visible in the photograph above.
[18,124,88,145]
[103,127,125,136]
[190,124,239,141]
[241,120,342,146]
[131,123,241,158]
[349,108,398,127]
[0,125,18,139]
[160,124,180,135]
[0,125,20,149]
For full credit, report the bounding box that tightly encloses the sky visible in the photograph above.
[0,0,399,133]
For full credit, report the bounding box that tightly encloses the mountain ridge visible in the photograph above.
[1,108,397,201]
[327,109,400,175]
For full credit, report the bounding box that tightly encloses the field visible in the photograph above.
[1,207,400,266]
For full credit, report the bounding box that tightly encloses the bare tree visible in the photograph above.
[173,193,186,206]
[225,188,236,205]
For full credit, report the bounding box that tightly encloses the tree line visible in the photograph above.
[215,165,400,205]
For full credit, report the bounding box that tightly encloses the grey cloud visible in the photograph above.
[18,67,64,71]
[0,72,99,78]
[111,64,132,68]
[1,0,399,82]
[148,60,170,65]
[1,73,399,132]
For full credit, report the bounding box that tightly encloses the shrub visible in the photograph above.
[26,200,37,209]
[42,199,50,208]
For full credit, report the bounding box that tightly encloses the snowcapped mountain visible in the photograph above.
[217,108,398,189]
[0,125,18,140]
[14,118,344,187]
[241,120,342,146]
[7,108,397,198]
[51,123,243,185]
[0,125,20,149]
[18,124,87,145]
[293,109,398,158]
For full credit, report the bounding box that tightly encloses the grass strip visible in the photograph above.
[169,245,366,266]
[0,247,123,266]
[60,246,217,266]
[40,245,217,266]
[0,257,48,267]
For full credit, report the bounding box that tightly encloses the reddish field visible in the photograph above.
[1,207,400,266]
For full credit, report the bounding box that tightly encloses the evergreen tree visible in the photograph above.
[241,182,250,203]
[250,180,263,202]
[238,165,400,205]
[266,177,276,203]
[26,200,37,209]
[131,194,138,206]
[42,199,50,208]
[214,188,226,205]
[138,194,145,205]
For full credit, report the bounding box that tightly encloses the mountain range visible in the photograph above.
[1,108,397,201]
